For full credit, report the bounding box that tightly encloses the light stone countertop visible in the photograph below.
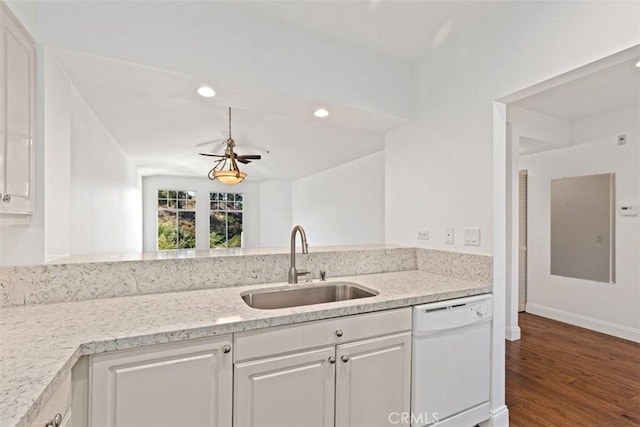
[0,270,491,427]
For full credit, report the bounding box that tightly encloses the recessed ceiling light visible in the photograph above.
[635,60,640,68]
[314,108,329,118]
[197,86,216,98]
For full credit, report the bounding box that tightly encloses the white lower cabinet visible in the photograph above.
[335,332,411,427]
[89,335,233,427]
[29,371,72,427]
[234,308,412,427]
[234,346,336,427]
[84,309,412,427]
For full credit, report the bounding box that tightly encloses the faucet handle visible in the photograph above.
[297,270,312,282]
[319,270,326,281]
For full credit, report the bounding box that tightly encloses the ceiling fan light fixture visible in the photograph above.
[202,107,261,185]
[213,169,247,185]
[314,108,329,118]
[197,86,216,98]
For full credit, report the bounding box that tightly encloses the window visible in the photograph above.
[157,190,196,250]
[210,192,243,248]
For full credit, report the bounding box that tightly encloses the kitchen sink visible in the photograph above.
[240,282,379,310]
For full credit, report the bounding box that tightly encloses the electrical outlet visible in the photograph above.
[618,135,627,146]
[445,227,454,244]
[417,230,429,240]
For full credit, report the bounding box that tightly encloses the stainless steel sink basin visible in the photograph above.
[241,282,378,310]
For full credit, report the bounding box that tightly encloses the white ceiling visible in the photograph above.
[232,1,503,63]
[513,57,639,155]
[40,1,509,181]
[512,58,640,121]
[53,48,407,179]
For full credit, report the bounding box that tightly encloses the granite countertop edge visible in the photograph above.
[0,270,491,427]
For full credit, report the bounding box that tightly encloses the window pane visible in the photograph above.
[167,199,176,209]
[178,191,187,199]
[168,190,177,199]
[187,191,196,199]
[235,201,243,210]
[210,212,227,248]
[219,193,227,201]
[177,211,196,249]
[236,193,243,201]
[227,212,243,248]
[177,200,185,210]
[158,210,177,250]
[158,200,168,208]
[158,190,168,198]
[186,200,196,210]
[211,192,218,201]
[226,201,235,210]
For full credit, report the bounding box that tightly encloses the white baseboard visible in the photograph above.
[526,303,640,343]
[479,405,509,427]
[505,325,521,341]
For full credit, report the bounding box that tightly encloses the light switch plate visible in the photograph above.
[464,227,481,246]
[417,230,429,240]
[445,227,454,244]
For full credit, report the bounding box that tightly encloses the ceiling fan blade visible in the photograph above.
[236,154,261,160]
[236,158,251,164]
[199,152,226,157]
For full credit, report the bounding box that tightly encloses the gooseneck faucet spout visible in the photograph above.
[288,225,309,284]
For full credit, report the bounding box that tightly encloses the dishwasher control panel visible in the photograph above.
[413,294,492,332]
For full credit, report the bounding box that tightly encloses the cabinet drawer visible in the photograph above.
[29,371,72,427]
[235,307,411,362]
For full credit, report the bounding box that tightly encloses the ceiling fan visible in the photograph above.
[199,107,262,185]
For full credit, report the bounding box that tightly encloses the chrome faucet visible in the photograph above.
[288,225,309,284]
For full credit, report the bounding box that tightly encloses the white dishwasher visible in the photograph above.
[411,294,492,427]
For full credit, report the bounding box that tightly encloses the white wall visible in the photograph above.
[1,47,142,265]
[520,106,640,341]
[43,50,71,261]
[259,180,292,248]
[69,85,142,256]
[292,151,385,246]
[142,175,261,251]
[385,1,639,254]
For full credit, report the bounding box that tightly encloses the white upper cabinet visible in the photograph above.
[0,4,35,222]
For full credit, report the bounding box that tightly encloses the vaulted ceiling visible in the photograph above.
[9,0,505,180]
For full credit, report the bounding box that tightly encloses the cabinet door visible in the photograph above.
[29,371,72,427]
[234,346,335,427]
[0,4,35,217]
[335,332,411,427]
[90,336,233,427]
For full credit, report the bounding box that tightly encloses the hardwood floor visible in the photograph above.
[506,313,640,426]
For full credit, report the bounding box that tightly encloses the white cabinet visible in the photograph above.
[90,335,233,427]
[234,346,336,427]
[335,332,411,427]
[0,3,35,223]
[29,371,72,427]
[234,308,412,427]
